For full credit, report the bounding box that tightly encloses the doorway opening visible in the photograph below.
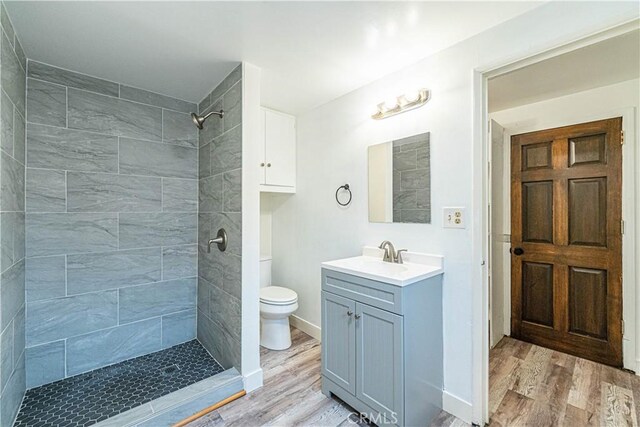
[484,28,639,424]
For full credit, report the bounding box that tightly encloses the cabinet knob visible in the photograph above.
[260,163,265,167]
[347,310,353,317]
[354,314,361,320]
[267,163,272,167]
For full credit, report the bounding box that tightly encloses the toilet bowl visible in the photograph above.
[260,286,298,350]
[259,256,298,350]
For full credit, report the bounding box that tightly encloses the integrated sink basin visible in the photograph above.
[321,246,444,286]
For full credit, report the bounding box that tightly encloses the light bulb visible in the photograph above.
[384,96,398,110]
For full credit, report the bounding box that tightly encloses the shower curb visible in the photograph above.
[93,368,244,427]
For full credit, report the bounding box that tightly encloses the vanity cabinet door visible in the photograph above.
[356,302,404,425]
[321,291,356,394]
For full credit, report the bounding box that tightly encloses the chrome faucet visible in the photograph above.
[378,241,408,264]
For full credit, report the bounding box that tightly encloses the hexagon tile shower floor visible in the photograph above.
[14,340,224,427]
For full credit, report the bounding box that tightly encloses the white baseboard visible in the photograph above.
[290,315,321,341]
[243,368,264,393]
[442,390,473,424]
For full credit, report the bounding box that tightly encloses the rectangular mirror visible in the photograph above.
[368,132,431,223]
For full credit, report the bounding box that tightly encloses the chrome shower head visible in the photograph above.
[191,110,224,129]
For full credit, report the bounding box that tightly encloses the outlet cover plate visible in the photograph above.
[443,207,466,229]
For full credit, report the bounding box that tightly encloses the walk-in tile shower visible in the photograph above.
[0,3,244,424]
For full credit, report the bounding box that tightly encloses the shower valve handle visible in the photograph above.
[208,228,228,253]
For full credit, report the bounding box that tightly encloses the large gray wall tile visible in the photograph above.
[14,39,26,72]
[223,169,242,212]
[26,213,118,257]
[119,138,197,179]
[119,85,195,114]
[199,142,211,178]
[66,318,161,376]
[199,174,222,212]
[26,123,118,172]
[162,245,197,280]
[0,353,25,426]
[163,178,197,212]
[161,309,196,349]
[14,306,25,365]
[205,65,242,113]
[210,125,241,176]
[26,256,66,302]
[1,90,14,154]
[67,172,161,212]
[198,97,223,147]
[1,31,25,115]
[119,212,197,249]
[1,318,14,391]
[25,340,65,388]
[68,89,162,140]
[67,248,161,295]
[222,81,241,132]
[119,278,196,323]
[1,211,24,271]
[1,4,15,47]
[13,106,25,164]
[1,150,25,211]
[26,168,66,212]
[26,78,66,127]
[0,260,24,331]
[26,290,117,346]
[209,285,241,341]
[162,110,197,148]
[28,61,119,97]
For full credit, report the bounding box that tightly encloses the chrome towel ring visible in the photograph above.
[335,184,352,206]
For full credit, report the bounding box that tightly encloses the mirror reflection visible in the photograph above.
[368,132,431,224]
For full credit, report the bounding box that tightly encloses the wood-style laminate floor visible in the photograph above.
[187,330,640,427]
[187,327,363,426]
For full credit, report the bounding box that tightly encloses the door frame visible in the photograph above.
[471,21,640,426]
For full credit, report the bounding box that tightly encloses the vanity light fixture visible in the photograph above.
[371,88,431,120]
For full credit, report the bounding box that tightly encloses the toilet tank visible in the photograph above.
[259,256,272,288]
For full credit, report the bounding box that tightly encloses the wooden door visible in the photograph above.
[321,291,356,394]
[510,118,623,366]
[355,302,403,425]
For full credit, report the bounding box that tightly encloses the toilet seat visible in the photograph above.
[260,286,297,305]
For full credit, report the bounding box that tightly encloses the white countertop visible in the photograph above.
[321,247,444,287]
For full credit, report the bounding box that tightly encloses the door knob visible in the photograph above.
[512,247,524,256]
[208,228,228,253]
[266,163,272,167]
[347,310,353,317]
[354,314,361,320]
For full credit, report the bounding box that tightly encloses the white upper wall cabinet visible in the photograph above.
[260,107,296,192]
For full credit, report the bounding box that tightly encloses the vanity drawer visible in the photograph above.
[321,269,403,315]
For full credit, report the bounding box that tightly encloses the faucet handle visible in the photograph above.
[396,249,408,264]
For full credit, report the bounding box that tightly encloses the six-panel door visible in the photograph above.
[321,291,356,394]
[510,118,623,366]
[356,303,404,425]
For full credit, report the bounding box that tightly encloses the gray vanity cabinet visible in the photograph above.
[321,268,443,426]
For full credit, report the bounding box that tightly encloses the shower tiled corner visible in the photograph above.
[14,340,227,427]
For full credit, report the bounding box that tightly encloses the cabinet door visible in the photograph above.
[321,291,356,394]
[356,303,404,425]
[259,108,267,184]
[264,109,295,187]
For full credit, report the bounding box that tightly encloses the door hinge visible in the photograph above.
[621,219,625,235]
[621,130,625,145]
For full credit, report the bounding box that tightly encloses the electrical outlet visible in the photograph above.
[443,207,465,229]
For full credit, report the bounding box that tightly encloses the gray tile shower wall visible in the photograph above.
[23,60,199,389]
[0,2,27,425]
[197,65,242,370]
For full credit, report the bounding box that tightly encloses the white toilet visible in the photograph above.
[259,257,298,350]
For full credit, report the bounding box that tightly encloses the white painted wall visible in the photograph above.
[270,2,639,419]
[490,78,640,370]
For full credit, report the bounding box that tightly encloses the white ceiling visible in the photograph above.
[7,1,543,114]
[489,29,640,112]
